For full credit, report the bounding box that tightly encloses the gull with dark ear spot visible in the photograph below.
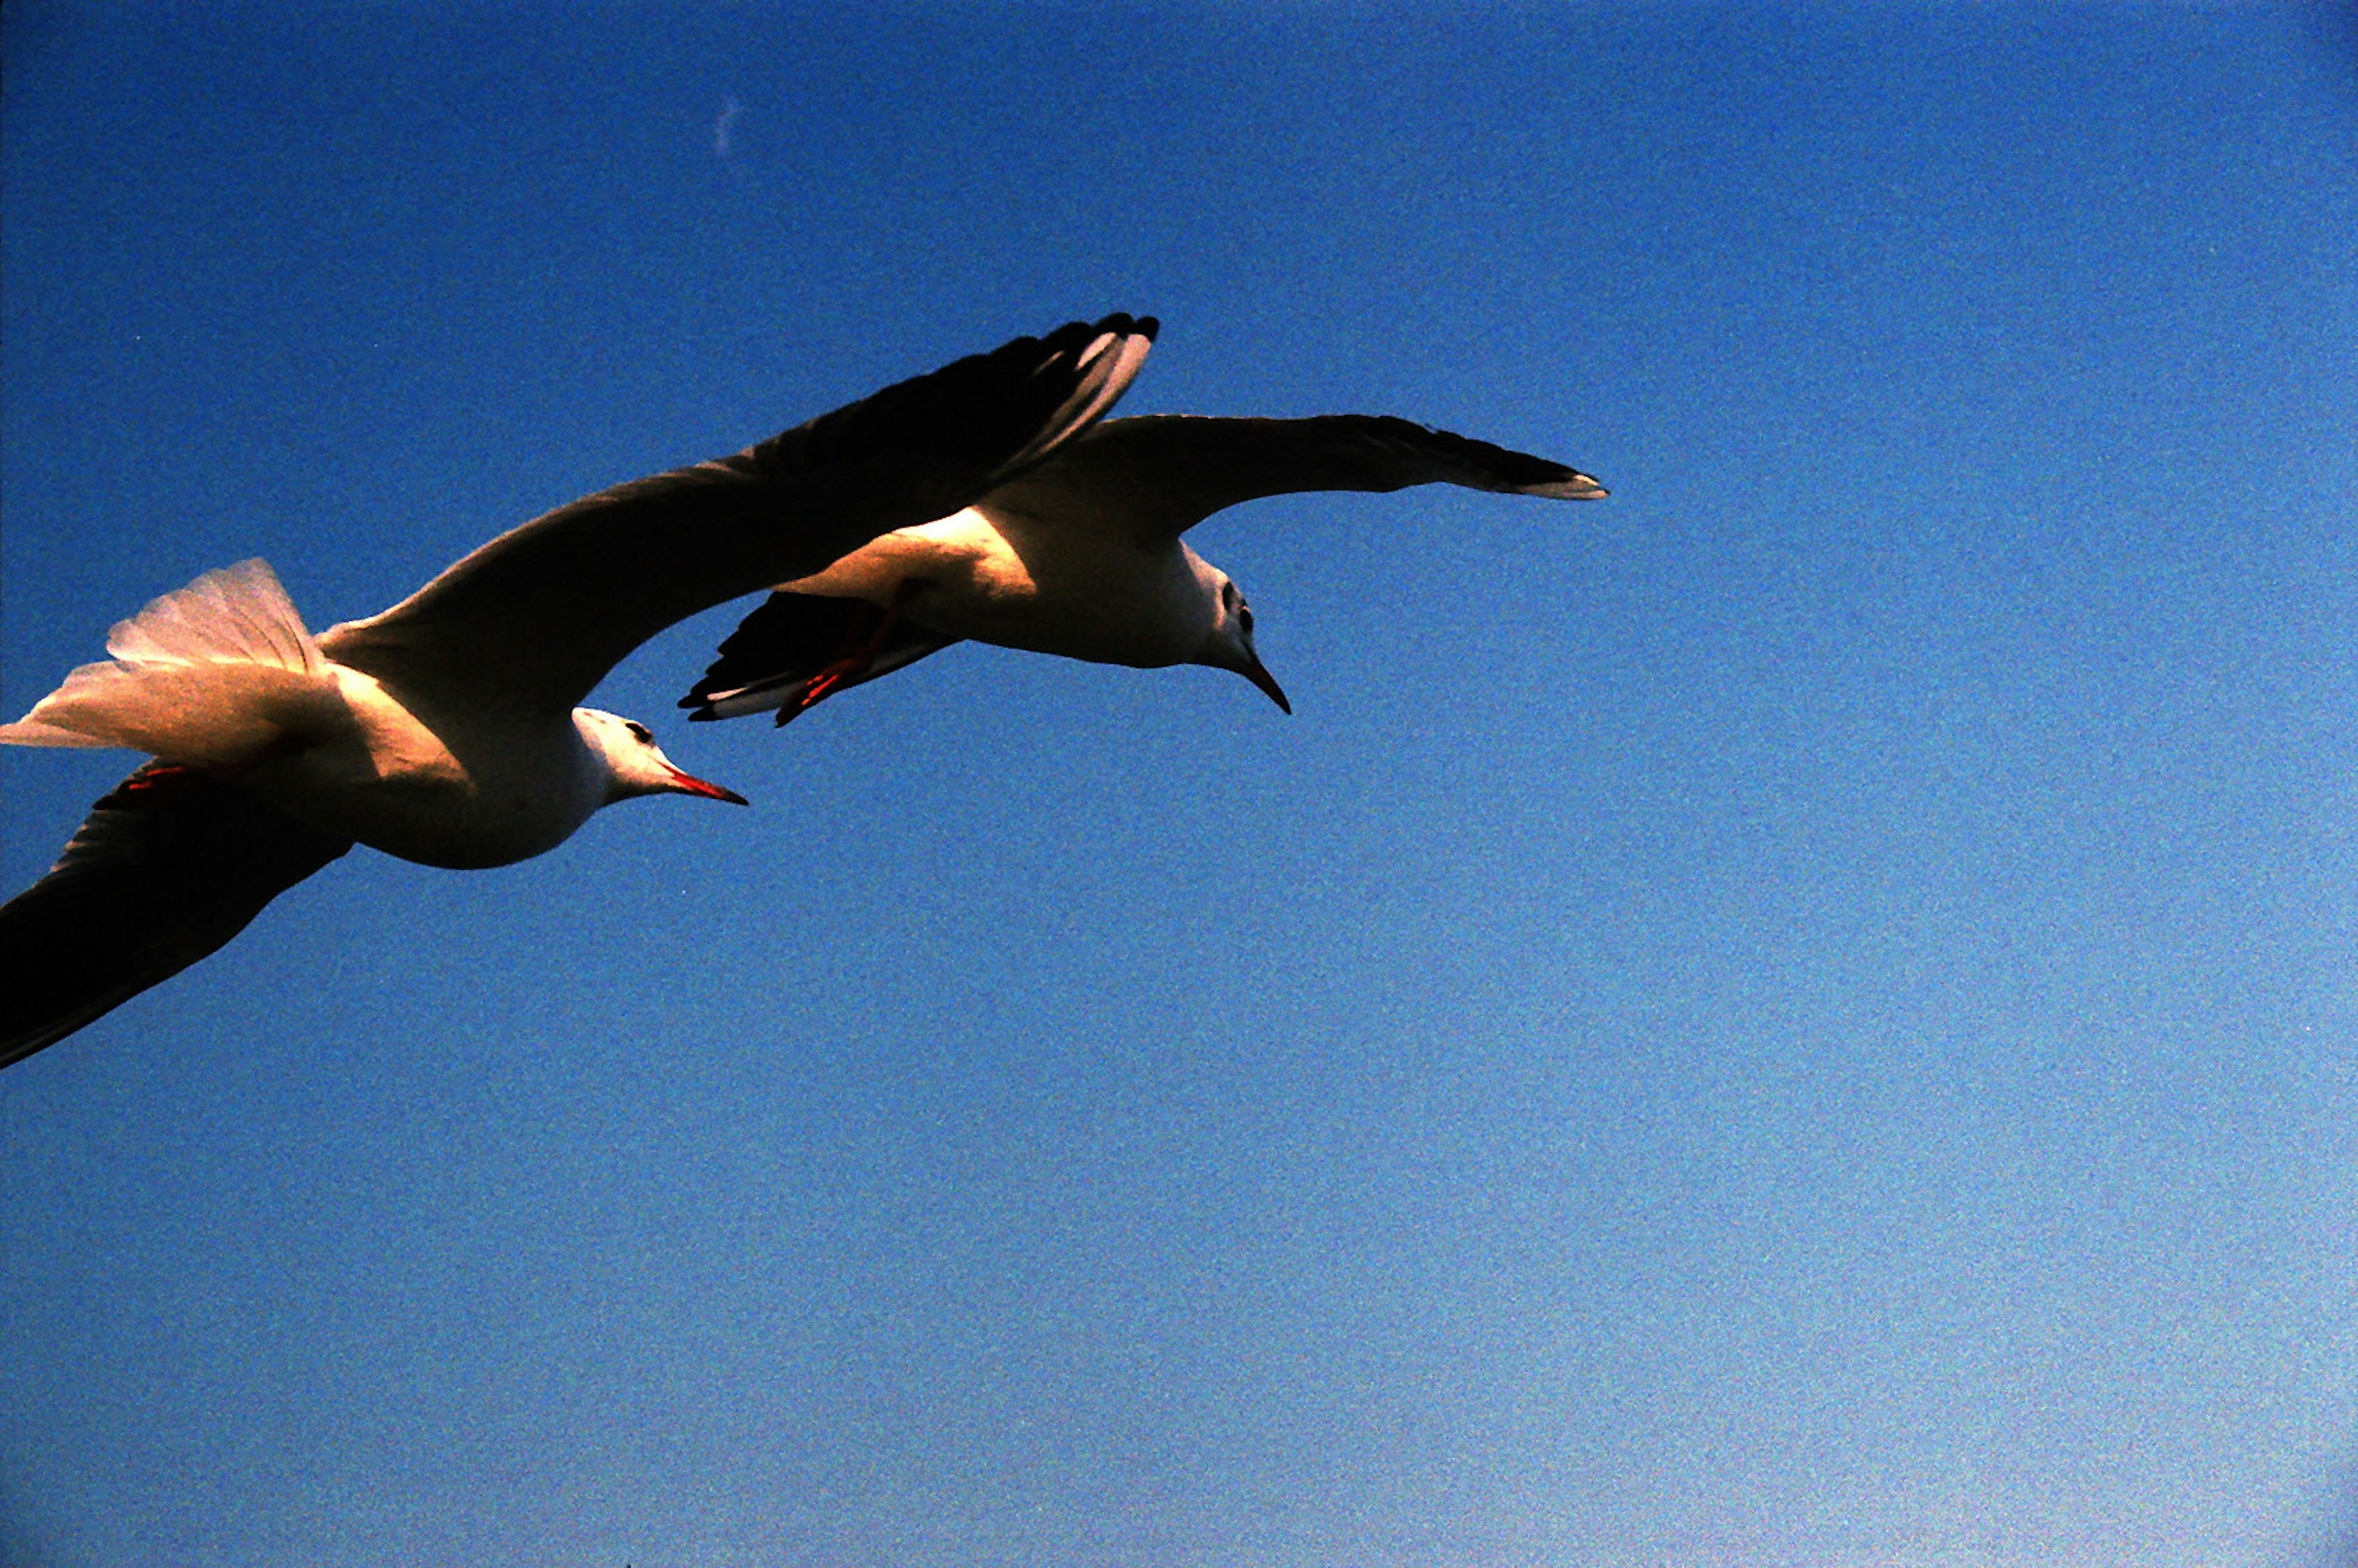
[681,392,1607,726]
[0,314,1158,1066]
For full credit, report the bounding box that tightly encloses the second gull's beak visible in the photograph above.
[1241,651,1291,715]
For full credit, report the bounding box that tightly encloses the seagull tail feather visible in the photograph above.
[0,560,346,763]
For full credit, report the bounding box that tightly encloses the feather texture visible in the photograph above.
[0,559,347,763]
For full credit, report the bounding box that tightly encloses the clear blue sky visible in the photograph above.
[4,4,2354,1565]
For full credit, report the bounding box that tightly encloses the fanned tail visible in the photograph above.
[0,560,345,763]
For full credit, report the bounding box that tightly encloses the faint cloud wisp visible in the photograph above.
[714,94,742,158]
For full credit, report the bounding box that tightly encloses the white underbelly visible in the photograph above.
[784,510,1210,667]
[246,675,603,870]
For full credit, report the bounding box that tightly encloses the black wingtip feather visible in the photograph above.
[1367,418,1608,499]
[795,312,1158,480]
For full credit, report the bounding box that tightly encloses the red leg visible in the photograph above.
[782,580,922,722]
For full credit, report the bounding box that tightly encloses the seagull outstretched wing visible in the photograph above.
[322,315,1156,715]
[0,764,352,1067]
[980,413,1607,549]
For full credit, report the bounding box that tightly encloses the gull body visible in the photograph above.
[15,583,748,871]
[787,507,1223,665]
[0,314,1159,1065]
[685,410,1608,725]
[228,669,731,872]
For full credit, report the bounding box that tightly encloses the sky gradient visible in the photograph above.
[4,4,2355,1566]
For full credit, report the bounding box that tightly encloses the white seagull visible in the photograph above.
[0,314,1158,1066]
[680,404,1608,728]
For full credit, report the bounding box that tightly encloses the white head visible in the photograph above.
[574,708,749,807]
[1187,561,1291,714]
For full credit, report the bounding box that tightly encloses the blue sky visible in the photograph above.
[3,4,2354,1565]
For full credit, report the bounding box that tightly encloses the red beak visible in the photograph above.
[666,767,749,805]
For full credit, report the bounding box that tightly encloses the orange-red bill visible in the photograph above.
[666,767,749,805]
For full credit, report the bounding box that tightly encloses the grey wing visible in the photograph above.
[980,413,1608,548]
[0,764,352,1068]
[319,314,1156,713]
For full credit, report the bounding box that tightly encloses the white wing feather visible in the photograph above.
[0,559,346,763]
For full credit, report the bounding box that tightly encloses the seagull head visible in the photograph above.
[575,708,749,806]
[1189,566,1291,715]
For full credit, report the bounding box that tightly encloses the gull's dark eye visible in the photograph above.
[625,720,653,744]
[1239,605,1255,634]
[1222,581,1239,610]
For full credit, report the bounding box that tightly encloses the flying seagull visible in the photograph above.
[0,314,1158,1066]
[680,394,1608,728]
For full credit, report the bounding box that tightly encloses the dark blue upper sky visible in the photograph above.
[4,5,2355,1565]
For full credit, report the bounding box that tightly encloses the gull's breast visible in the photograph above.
[241,666,605,871]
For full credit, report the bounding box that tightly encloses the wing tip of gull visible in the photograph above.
[992,312,1159,479]
[1528,470,1609,500]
